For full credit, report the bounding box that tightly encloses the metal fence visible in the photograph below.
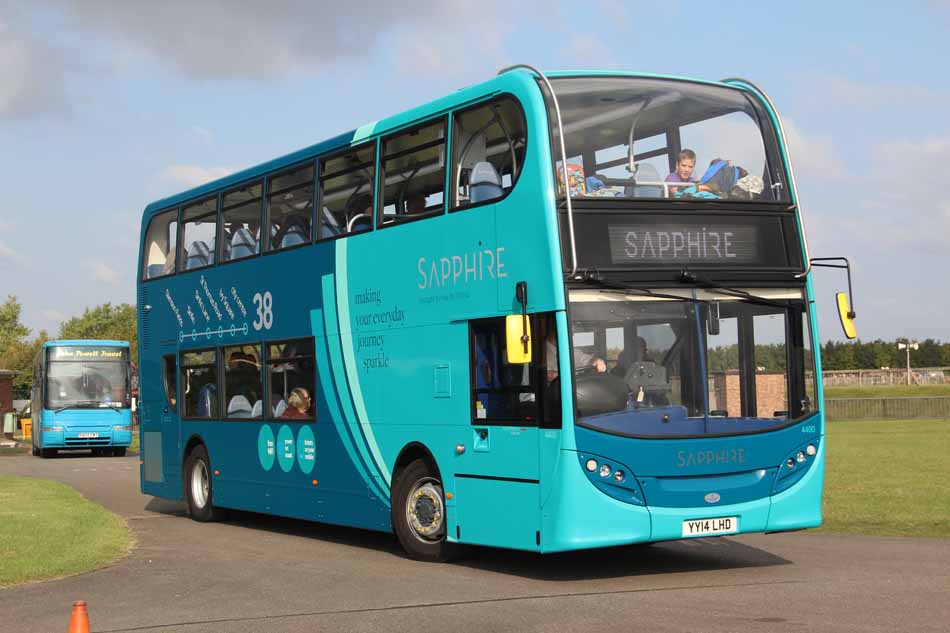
[822,367,950,387]
[825,397,950,420]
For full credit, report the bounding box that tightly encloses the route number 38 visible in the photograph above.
[252,291,274,331]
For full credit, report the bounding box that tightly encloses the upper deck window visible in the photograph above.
[546,77,789,203]
[221,182,263,262]
[142,208,178,280]
[451,97,527,210]
[319,142,376,239]
[180,197,218,272]
[379,119,446,227]
[266,164,315,252]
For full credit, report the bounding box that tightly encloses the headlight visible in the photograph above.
[806,444,817,456]
[114,425,132,431]
[599,464,612,478]
[585,459,598,472]
[786,458,795,469]
[43,426,63,432]
[613,470,625,482]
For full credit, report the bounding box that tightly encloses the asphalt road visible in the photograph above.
[2,452,948,633]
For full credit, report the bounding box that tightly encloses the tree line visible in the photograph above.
[0,295,137,400]
[2,293,948,398]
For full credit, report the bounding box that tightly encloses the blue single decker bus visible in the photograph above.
[32,340,134,458]
[137,67,855,560]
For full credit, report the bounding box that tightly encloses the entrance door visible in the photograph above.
[453,315,553,550]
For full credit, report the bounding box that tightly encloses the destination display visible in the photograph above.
[564,209,803,272]
[608,224,758,265]
[49,346,128,361]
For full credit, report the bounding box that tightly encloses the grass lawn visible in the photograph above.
[825,384,950,399]
[0,477,133,587]
[820,419,950,538]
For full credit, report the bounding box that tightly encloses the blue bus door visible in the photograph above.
[141,353,181,498]
[453,321,541,550]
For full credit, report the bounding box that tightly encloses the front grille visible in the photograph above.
[65,438,111,446]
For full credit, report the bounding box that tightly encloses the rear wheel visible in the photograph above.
[184,445,224,522]
[391,458,456,562]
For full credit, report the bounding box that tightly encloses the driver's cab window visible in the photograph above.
[378,119,446,227]
[452,97,526,209]
[266,164,314,252]
[470,314,557,425]
[318,142,376,239]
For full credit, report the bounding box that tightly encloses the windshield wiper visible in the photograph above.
[677,270,790,309]
[571,271,696,303]
[54,400,122,413]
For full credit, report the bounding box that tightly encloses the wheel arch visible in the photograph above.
[392,441,442,486]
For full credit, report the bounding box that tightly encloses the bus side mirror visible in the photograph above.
[505,315,532,364]
[836,292,857,339]
[707,302,720,336]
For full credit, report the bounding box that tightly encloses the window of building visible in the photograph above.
[221,182,262,262]
[379,119,446,227]
[469,315,556,426]
[223,344,262,419]
[319,142,376,239]
[452,97,526,209]
[265,338,316,421]
[142,208,178,280]
[266,164,314,252]
[181,350,218,419]
[180,197,217,272]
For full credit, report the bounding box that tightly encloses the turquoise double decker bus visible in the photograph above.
[32,340,134,458]
[137,67,855,560]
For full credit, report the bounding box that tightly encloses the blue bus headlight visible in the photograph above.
[773,440,820,494]
[43,426,63,432]
[113,425,132,431]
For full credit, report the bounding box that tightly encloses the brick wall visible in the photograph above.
[0,373,13,414]
[709,371,788,417]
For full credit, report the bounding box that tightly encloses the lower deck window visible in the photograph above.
[182,350,218,419]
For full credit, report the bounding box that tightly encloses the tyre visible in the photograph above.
[184,445,224,522]
[391,458,457,562]
[113,447,127,457]
[32,442,39,456]
[40,448,55,458]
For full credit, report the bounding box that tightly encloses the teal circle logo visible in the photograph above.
[297,426,316,474]
[276,425,295,472]
[257,425,275,471]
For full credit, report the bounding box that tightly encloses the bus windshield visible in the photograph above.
[547,76,789,202]
[568,288,814,437]
[46,354,130,409]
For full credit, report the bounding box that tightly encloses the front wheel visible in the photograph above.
[113,447,127,457]
[184,445,224,522]
[391,458,456,562]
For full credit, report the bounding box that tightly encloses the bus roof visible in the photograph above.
[44,340,130,348]
[140,69,748,219]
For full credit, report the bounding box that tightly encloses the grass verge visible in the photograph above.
[825,384,950,398]
[820,419,950,538]
[0,476,133,587]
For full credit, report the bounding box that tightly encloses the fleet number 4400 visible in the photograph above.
[252,292,274,331]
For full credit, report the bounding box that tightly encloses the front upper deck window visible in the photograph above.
[142,209,178,280]
[546,77,789,202]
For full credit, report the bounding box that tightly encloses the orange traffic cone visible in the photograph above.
[68,600,90,633]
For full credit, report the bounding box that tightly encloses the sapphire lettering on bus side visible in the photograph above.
[416,247,507,290]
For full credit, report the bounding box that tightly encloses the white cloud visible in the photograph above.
[0,240,23,263]
[561,34,619,69]
[782,118,842,181]
[89,261,120,285]
[801,73,950,112]
[37,0,529,81]
[0,16,69,119]
[191,126,213,143]
[41,309,66,324]
[160,164,234,189]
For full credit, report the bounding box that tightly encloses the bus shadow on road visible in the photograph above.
[147,503,790,579]
[455,537,791,581]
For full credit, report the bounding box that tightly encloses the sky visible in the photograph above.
[1,0,948,344]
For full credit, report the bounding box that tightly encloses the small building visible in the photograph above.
[0,369,16,415]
